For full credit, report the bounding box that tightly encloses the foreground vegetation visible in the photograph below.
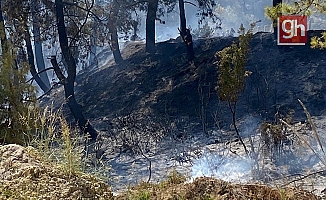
[0,145,321,200]
[116,175,320,200]
[0,104,322,199]
[1,2,325,197]
[0,144,113,199]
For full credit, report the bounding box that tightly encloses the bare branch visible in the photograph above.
[63,1,102,21]
[37,82,62,100]
[281,170,326,187]
[136,144,152,183]
[50,56,67,84]
[26,67,55,83]
[184,1,197,7]
[125,0,149,8]
[41,0,55,13]
[298,99,325,156]
[69,0,95,48]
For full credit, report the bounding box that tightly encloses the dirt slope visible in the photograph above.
[0,144,113,199]
[35,31,326,199]
[41,31,326,131]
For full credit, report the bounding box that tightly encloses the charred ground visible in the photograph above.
[33,31,326,198]
[42,31,326,133]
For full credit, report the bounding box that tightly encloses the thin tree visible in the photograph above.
[108,0,123,63]
[24,23,50,93]
[273,0,282,37]
[178,0,194,61]
[178,0,219,61]
[216,24,254,156]
[2,0,51,93]
[90,0,140,64]
[31,0,51,90]
[144,0,177,53]
[53,0,97,141]
[0,0,6,51]
[0,0,37,144]
[146,0,159,53]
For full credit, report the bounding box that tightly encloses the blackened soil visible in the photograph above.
[42,31,326,131]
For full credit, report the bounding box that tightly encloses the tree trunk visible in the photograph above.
[24,26,50,93]
[179,0,186,37]
[273,0,282,37]
[32,0,51,90]
[108,0,123,64]
[108,23,123,64]
[229,101,249,156]
[89,24,97,68]
[146,0,158,53]
[55,0,97,141]
[179,0,194,61]
[0,0,7,51]
[89,0,98,68]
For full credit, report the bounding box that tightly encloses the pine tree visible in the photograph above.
[0,0,37,145]
[215,24,254,156]
[0,42,37,145]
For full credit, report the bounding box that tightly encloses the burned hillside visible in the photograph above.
[42,31,326,132]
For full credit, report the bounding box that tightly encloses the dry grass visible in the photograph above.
[0,105,113,199]
[0,144,113,199]
[115,175,320,200]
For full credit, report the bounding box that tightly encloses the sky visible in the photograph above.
[150,0,326,42]
[135,0,274,42]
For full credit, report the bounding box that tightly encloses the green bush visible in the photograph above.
[0,42,38,145]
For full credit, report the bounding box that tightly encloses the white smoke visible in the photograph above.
[191,115,261,183]
[191,150,254,183]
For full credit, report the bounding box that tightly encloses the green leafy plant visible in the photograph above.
[135,191,151,200]
[215,23,254,155]
[265,2,310,22]
[0,41,37,145]
[311,32,326,49]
